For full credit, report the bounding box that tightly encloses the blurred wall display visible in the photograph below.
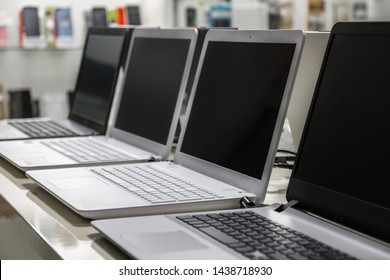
[0,11,12,47]
[0,0,173,48]
[232,0,269,29]
[308,0,326,30]
[19,5,46,48]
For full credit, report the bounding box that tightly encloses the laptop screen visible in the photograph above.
[114,37,191,145]
[70,30,126,132]
[180,41,296,180]
[288,23,390,242]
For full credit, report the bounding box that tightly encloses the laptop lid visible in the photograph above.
[286,31,329,149]
[68,27,130,134]
[275,32,330,166]
[109,28,197,160]
[287,22,390,243]
[174,29,304,202]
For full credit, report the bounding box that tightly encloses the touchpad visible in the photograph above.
[121,231,208,253]
[48,177,107,191]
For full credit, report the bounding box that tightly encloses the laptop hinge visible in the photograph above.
[274,199,300,213]
[147,156,157,162]
[239,196,258,208]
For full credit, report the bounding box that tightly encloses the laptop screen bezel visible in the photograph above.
[287,22,390,243]
[108,28,198,160]
[68,27,128,134]
[174,29,304,201]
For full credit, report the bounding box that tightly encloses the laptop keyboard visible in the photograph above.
[177,211,356,260]
[8,120,78,138]
[90,164,223,204]
[42,139,134,163]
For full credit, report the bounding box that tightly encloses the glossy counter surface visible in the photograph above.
[0,156,290,259]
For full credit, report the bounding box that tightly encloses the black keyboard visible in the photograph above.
[177,211,355,260]
[9,120,78,138]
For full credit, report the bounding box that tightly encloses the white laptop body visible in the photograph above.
[27,29,304,219]
[0,28,198,171]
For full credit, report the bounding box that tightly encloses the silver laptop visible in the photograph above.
[0,27,129,141]
[92,22,390,260]
[0,28,198,171]
[275,31,330,165]
[26,29,304,219]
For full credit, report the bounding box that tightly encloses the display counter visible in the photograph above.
[0,156,290,259]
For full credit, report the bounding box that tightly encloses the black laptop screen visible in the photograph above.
[114,37,191,145]
[293,34,390,209]
[70,33,124,130]
[180,41,296,180]
[289,29,390,242]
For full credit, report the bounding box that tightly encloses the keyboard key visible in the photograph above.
[198,227,238,245]
[244,251,269,260]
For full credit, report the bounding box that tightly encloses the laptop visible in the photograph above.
[26,29,304,219]
[0,28,198,171]
[0,27,129,141]
[91,22,390,260]
[275,31,330,166]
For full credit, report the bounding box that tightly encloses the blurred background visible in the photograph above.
[0,0,389,120]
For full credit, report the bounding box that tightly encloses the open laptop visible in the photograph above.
[0,27,129,141]
[0,28,198,171]
[91,22,390,260]
[275,31,330,166]
[26,29,304,219]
